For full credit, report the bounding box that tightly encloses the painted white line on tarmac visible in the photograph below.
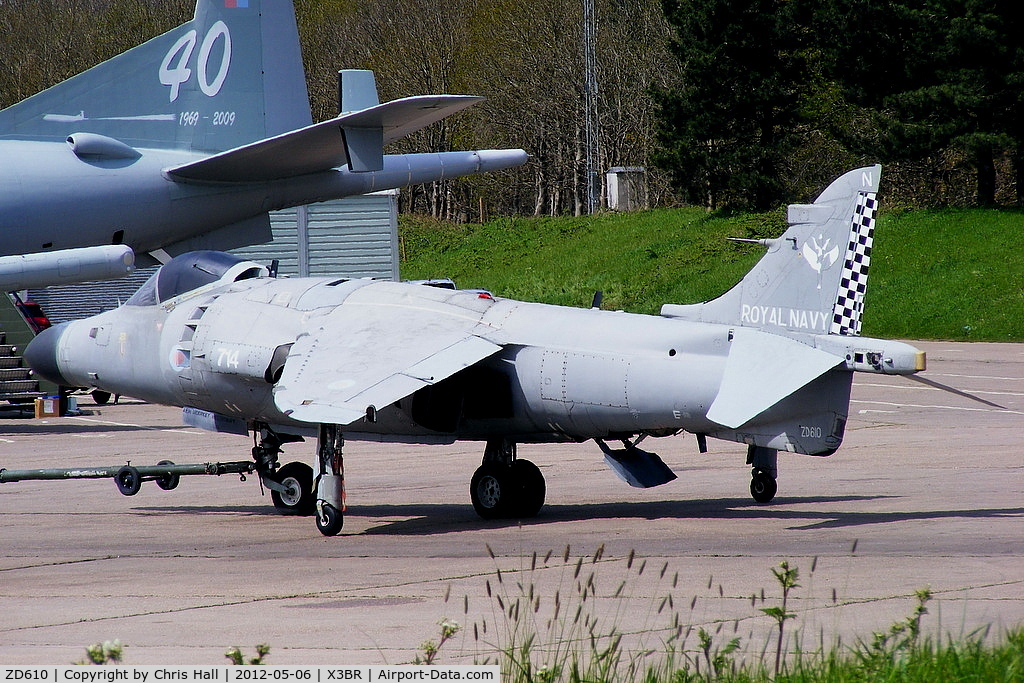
[929,372,1024,382]
[851,399,1024,415]
[66,415,204,434]
[854,382,1024,399]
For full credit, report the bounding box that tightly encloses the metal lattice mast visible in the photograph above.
[583,0,599,214]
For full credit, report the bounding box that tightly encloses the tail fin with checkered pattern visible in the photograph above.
[661,165,881,338]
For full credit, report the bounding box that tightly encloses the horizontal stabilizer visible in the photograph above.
[598,441,677,488]
[707,328,842,429]
[167,95,484,183]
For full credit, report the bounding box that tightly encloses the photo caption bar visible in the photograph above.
[1,667,500,683]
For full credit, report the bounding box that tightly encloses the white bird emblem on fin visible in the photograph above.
[802,235,840,288]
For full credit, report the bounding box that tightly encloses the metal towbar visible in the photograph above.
[0,460,257,496]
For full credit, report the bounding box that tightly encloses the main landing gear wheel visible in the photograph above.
[471,464,507,519]
[509,459,546,518]
[316,502,343,536]
[271,461,315,515]
[470,459,546,520]
[750,470,777,504]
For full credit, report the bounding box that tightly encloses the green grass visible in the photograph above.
[399,208,1024,341]
[399,210,778,315]
[868,208,1024,340]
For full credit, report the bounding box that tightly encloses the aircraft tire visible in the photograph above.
[470,463,509,519]
[155,460,180,491]
[508,459,545,518]
[115,465,141,496]
[271,462,315,515]
[750,471,777,504]
[316,502,343,536]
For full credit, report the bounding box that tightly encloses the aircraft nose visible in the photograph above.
[25,322,72,387]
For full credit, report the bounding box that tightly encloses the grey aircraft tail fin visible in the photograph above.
[662,165,882,338]
[0,0,311,153]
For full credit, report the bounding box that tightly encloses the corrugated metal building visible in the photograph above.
[28,192,399,324]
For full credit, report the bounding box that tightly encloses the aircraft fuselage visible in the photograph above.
[37,272,853,455]
[0,140,521,257]
[22,165,935,534]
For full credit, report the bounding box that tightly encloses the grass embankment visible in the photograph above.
[399,208,1024,341]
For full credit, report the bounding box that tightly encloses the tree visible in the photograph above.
[653,0,807,210]
[313,0,679,218]
[2,0,681,217]
[0,0,191,109]
[297,0,526,219]
[810,0,1024,206]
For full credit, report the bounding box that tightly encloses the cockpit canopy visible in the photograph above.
[126,251,268,306]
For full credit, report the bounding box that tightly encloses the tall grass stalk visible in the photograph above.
[470,544,698,681]
[449,548,1023,683]
[760,561,799,676]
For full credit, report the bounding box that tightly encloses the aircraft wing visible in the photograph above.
[273,303,502,426]
[372,95,485,145]
[166,95,484,183]
[706,327,843,429]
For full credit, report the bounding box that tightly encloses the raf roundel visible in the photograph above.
[169,347,191,372]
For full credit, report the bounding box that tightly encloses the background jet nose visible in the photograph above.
[25,322,72,387]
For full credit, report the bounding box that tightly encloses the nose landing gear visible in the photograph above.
[252,424,316,515]
[269,461,315,515]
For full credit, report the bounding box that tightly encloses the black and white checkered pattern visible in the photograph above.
[830,192,877,336]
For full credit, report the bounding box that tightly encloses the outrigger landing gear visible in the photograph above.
[252,424,314,515]
[747,445,778,504]
[470,438,545,520]
[313,424,345,536]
